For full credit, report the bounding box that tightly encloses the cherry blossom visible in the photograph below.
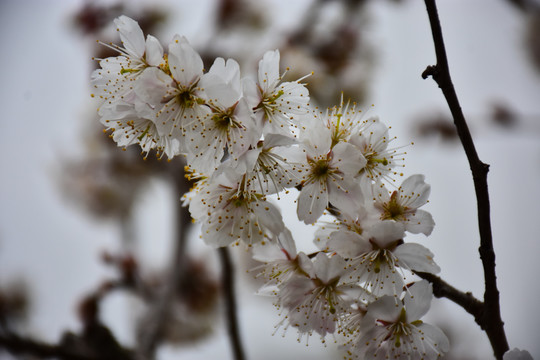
[351,281,449,359]
[243,50,310,137]
[294,121,366,224]
[373,174,435,235]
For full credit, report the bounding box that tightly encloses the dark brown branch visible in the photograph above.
[0,327,133,360]
[416,272,484,324]
[218,247,246,360]
[0,332,95,360]
[422,1,508,358]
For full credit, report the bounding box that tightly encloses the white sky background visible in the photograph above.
[1,0,539,359]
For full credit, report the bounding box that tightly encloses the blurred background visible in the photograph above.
[1,0,539,359]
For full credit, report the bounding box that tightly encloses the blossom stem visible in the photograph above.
[421,1,508,358]
[218,247,246,360]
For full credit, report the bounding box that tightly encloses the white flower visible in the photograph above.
[186,58,259,174]
[91,16,166,157]
[353,281,449,360]
[373,174,435,236]
[135,35,209,159]
[243,50,310,136]
[277,253,358,338]
[341,221,440,297]
[295,122,366,224]
[348,118,406,184]
[190,169,284,247]
[319,96,375,148]
[252,229,315,291]
[223,133,302,196]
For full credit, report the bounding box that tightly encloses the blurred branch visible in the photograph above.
[0,325,133,360]
[136,168,193,359]
[421,1,509,358]
[218,247,246,360]
[0,331,97,360]
[504,0,540,11]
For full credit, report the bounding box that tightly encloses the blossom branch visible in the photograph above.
[218,247,246,360]
[421,0,508,358]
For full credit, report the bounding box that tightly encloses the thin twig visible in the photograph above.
[421,1,509,358]
[218,247,246,360]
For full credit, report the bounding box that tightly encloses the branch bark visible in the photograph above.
[416,272,484,325]
[421,1,508,358]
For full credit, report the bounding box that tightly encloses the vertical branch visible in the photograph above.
[136,168,192,359]
[218,247,246,360]
[421,1,509,358]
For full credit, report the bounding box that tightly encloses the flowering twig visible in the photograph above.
[421,0,509,358]
[218,247,246,360]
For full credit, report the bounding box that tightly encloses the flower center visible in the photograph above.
[310,159,330,179]
[177,89,197,109]
[382,191,405,220]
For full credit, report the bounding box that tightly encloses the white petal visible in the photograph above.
[366,295,402,322]
[403,280,433,320]
[416,322,450,353]
[328,178,363,217]
[258,50,280,91]
[405,209,435,236]
[366,221,405,248]
[114,15,145,58]
[252,199,285,237]
[328,230,370,258]
[168,36,203,85]
[331,142,367,176]
[144,35,164,66]
[297,180,328,224]
[399,174,431,208]
[394,242,440,274]
[313,252,346,284]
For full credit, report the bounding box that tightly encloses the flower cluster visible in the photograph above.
[92,16,449,359]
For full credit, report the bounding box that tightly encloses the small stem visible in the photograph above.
[218,247,246,360]
[422,1,509,358]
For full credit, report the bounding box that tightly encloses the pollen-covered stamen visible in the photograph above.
[250,148,297,196]
[330,113,346,148]
[310,158,330,179]
[137,124,151,141]
[381,191,407,221]
[210,103,242,132]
